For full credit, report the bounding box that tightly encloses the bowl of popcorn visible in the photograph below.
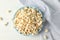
[13,6,44,36]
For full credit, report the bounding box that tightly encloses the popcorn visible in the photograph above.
[45,29,48,33]
[14,7,43,35]
[43,35,48,40]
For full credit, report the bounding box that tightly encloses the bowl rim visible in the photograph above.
[13,5,50,36]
